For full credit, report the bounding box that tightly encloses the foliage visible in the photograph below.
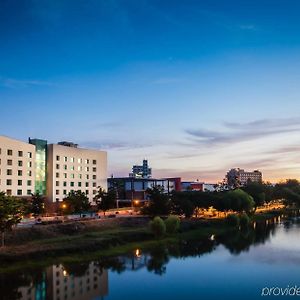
[221,189,255,213]
[165,215,180,234]
[149,216,166,238]
[226,214,240,228]
[170,194,195,218]
[30,193,45,216]
[94,187,116,215]
[63,190,90,214]
[141,186,171,216]
[0,192,28,246]
[239,213,250,229]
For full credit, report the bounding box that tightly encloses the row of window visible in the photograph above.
[56,164,97,172]
[0,159,33,167]
[56,173,96,180]
[56,156,97,165]
[0,149,32,158]
[6,189,32,196]
[3,169,32,176]
[56,181,97,187]
[56,189,97,195]
[3,179,32,186]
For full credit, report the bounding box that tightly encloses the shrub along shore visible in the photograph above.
[0,208,290,273]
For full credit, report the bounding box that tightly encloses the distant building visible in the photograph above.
[226,168,262,187]
[129,159,152,178]
[181,181,217,192]
[108,177,181,204]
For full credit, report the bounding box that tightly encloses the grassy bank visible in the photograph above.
[0,208,292,273]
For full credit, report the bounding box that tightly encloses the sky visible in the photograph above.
[1,0,300,183]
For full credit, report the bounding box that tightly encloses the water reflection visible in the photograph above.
[1,213,300,300]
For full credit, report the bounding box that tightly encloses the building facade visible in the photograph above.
[226,168,262,187]
[0,135,107,203]
[0,135,36,197]
[129,159,152,178]
[47,143,107,203]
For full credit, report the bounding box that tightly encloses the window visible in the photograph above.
[93,190,97,195]
[18,160,23,167]
[93,160,96,165]
[86,175,89,179]
[7,149,12,155]
[27,170,32,176]
[63,182,67,187]
[56,155,60,161]
[17,190,22,196]
[56,164,60,170]
[86,190,89,195]
[18,170,22,176]
[93,167,96,172]
[70,157,74,163]
[18,180,22,186]
[70,166,74,171]
[63,190,67,195]
[70,182,74,187]
[64,173,67,178]
[78,166,82,171]
[92,175,96,180]
[78,182,82,187]
[79,174,82,179]
[7,159,12,166]
[78,158,82,163]
[56,181,59,187]
[7,169,12,175]
[27,161,32,168]
[56,190,59,195]
[93,182,97,187]
[64,165,67,170]
[85,167,89,172]
[28,152,32,158]
[18,151,23,157]
[27,190,32,195]
[6,189,12,196]
[56,172,59,178]
[71,174,75,179]
[26,180,31,186]
[64,156,67,162]
[6,179,12,185]
[85,182,89,187]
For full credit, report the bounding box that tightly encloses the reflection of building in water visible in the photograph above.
[17,262,108,300]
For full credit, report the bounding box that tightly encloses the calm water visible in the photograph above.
[2,214,300,300]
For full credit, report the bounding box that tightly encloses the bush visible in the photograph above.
[165,215,180,234]
[149,217,166,238]
[239,213,250,229]
[226,214,240,228]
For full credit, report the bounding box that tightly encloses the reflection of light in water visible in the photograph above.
[210,234,215,241]
[135,249,141,257]
[253,222,256,229]
[63,270,68,277]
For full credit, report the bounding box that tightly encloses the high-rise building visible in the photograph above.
[129,159,152,178]
[0,135,36,197]
[47,143,107,203]
[0,135,107,203]
[226,168,262,187]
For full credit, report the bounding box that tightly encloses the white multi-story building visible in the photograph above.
[0,136,36,197]
[47,142,107,203]
[0,135,107,203]
[226,168,262,187]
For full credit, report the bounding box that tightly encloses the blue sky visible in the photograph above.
[1,0,300,182]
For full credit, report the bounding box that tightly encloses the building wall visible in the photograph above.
[0,136,36,197]
[47,144,107,203]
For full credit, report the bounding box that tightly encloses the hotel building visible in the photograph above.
[0,135,107,203]
[226,168,262,187]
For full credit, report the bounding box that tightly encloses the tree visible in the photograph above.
[94,187,116,215]
[63,190,90,215]
[149,216,166,238]
[30,192,45,216]
[0,192,28,247]
[165,215,180,234]
[170,194,195,218]
[141,186,171,216]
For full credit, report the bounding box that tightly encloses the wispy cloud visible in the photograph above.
[0,77,54,89]
[185,117,300,146]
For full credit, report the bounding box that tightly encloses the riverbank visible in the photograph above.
[0,208,291,273]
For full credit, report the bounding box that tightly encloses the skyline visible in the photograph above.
[1,1,300,182]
